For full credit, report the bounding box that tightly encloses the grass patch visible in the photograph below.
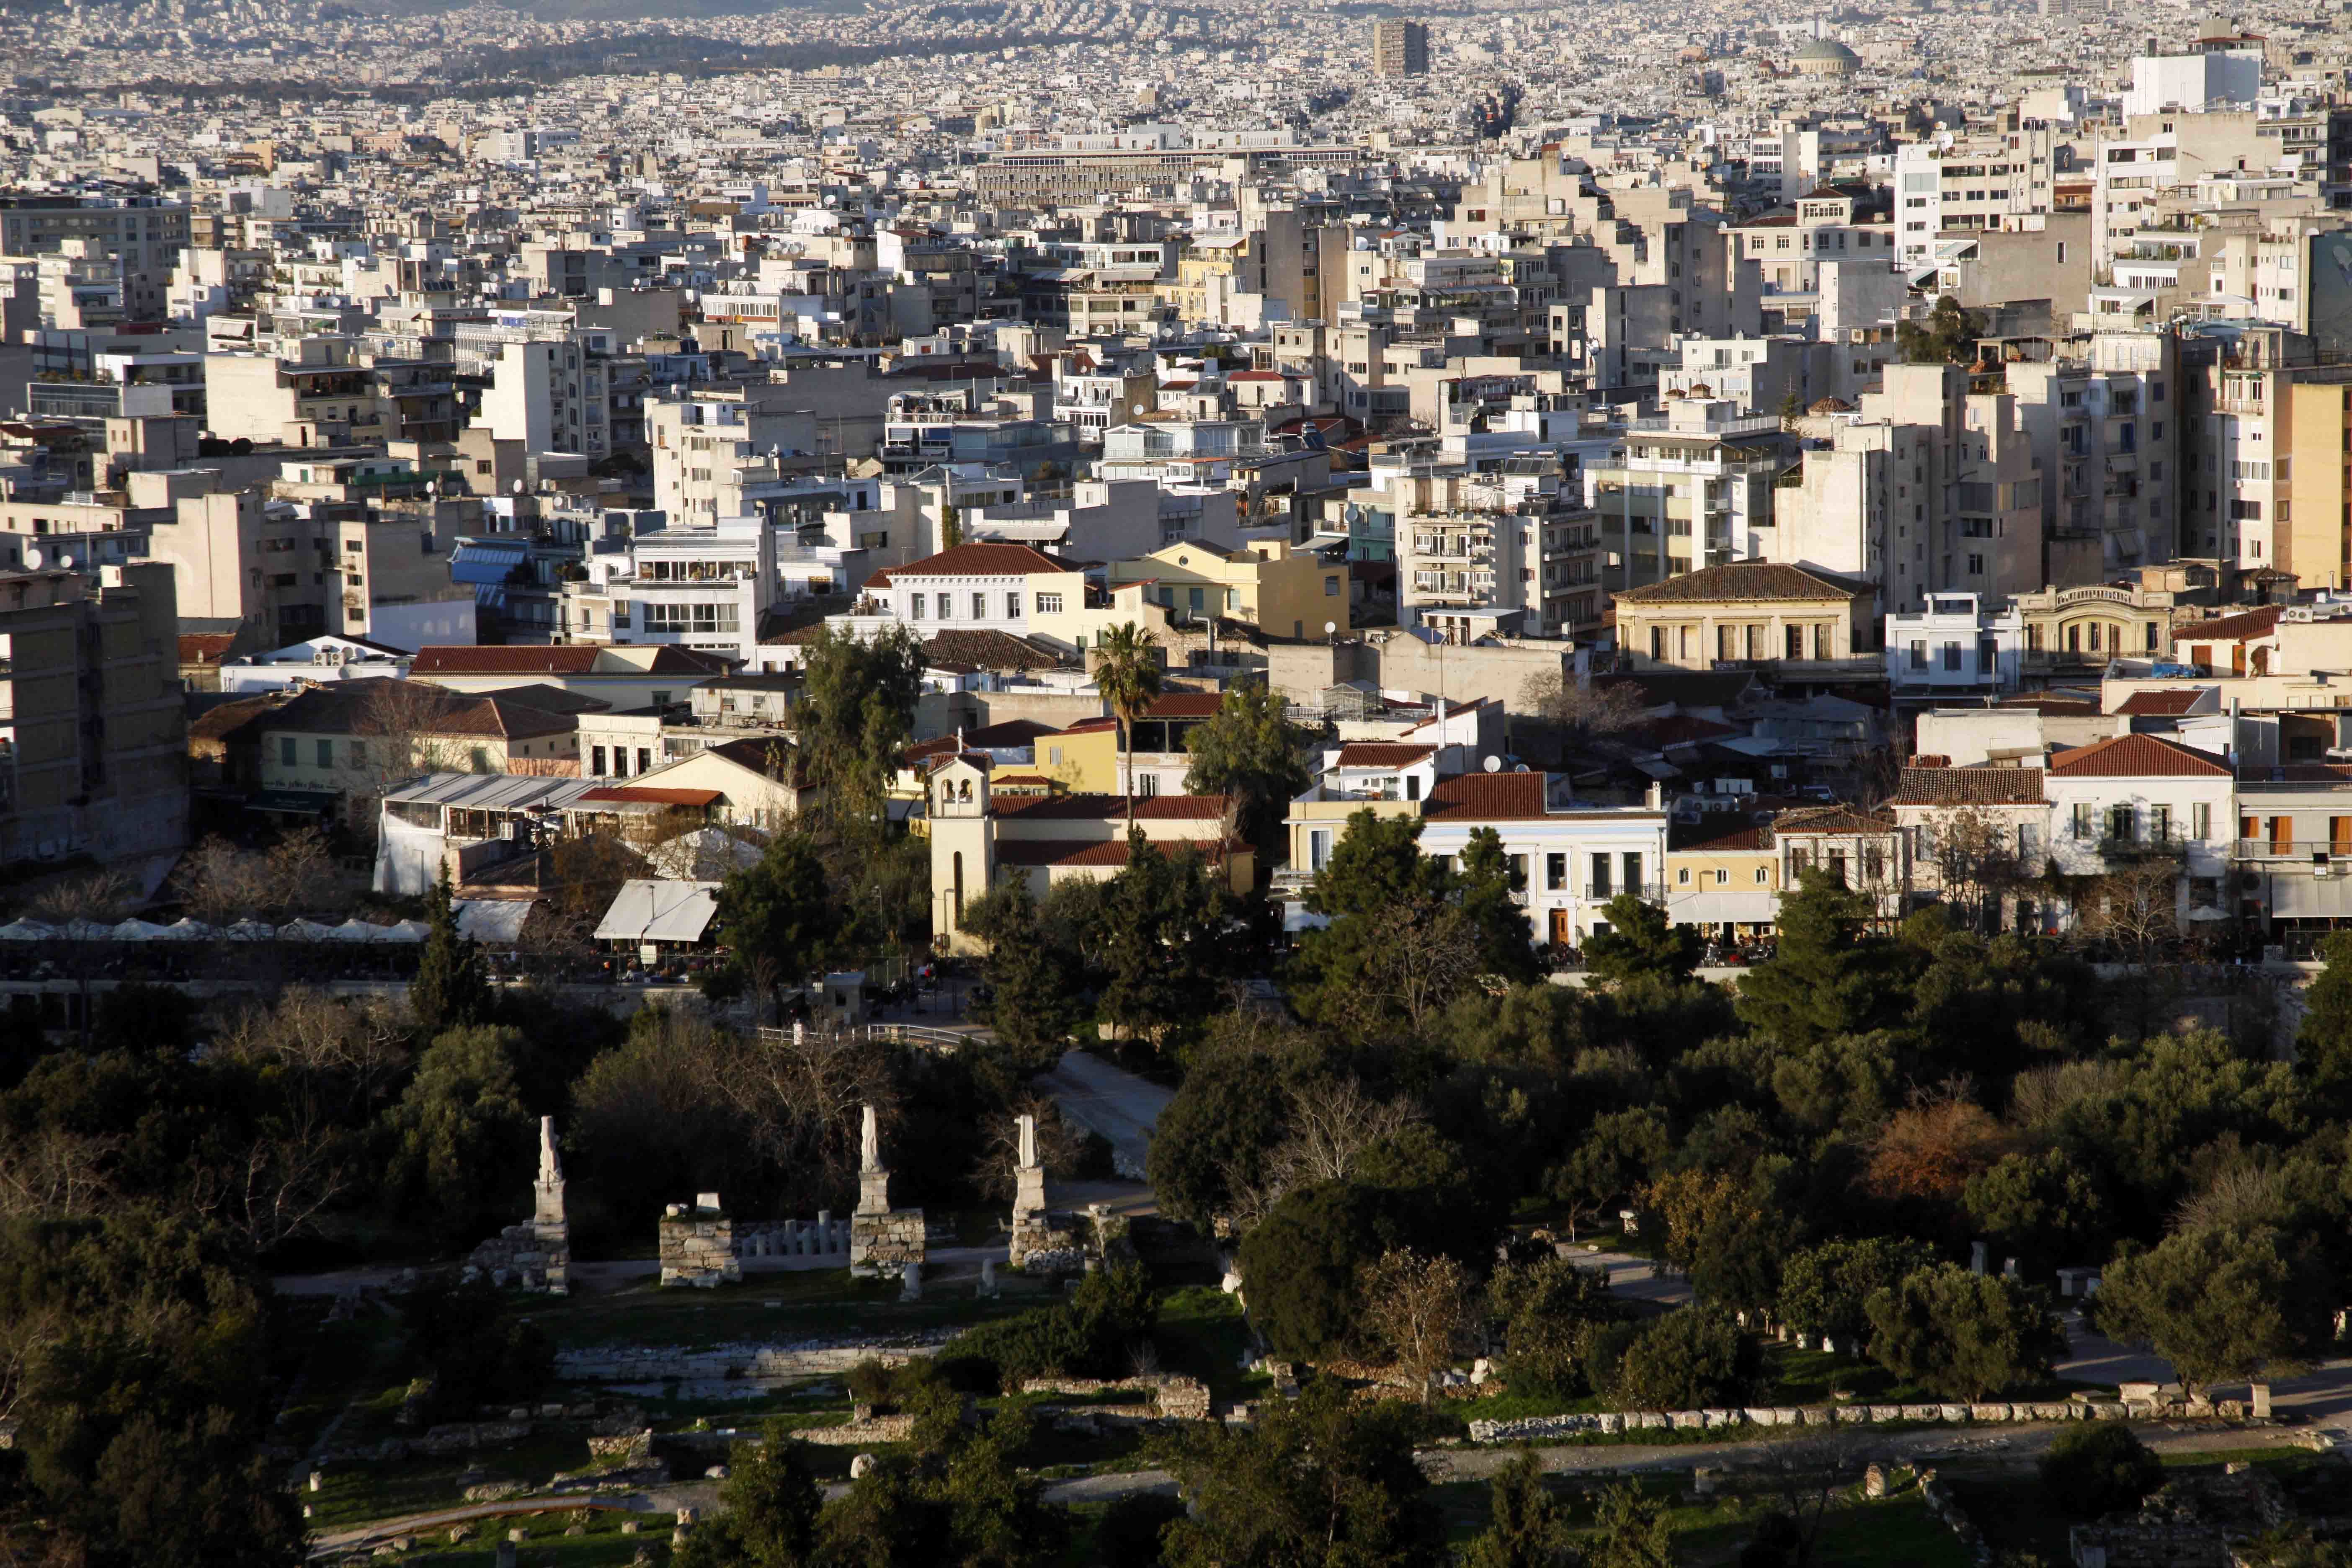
[532,1268,1061,1353]
[1151,1286,1267,1408]
[270,1303,409,1456]
[352,1505,649,1563]
[1759,1343,2092,1408]
[1444,1389,1607,1426]
[305,1433,594,1532]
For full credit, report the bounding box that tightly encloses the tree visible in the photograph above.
[1517,670,1650,746]
[383,1024,533,1241]
[1158,1375,1441,1568]
[1589,1483,1674,1568]
[1487,1254,1623,1397]
[958,875,1077,1070]
[794,623,926,846]
[1093,621,1164,829]
[1777,1237,1938,1348]
[2294,929,2352,1106]
[715,831,838,1022]
[351,677,474,823]
[1864,1097,2014,1204]
[1144,1036,1289,1230]
[1293,810,1486,1033]
[1458,827,1542,983]
[1584,891,1702,985]
[2089,1225,2335,1397]
[1734,870,1893,1046]
[1356,1247,1470,1401]
[1897,294,1985,365]
[1236,1181,1392,1360]
[1096,833,1229,1049]
[1603,1307,1759,1412]
[1182,680,1311,858]
[2079,856,2186,969]
[1921,805,2030,933]
[2038,1424,2162,1520]
[1460,1453,1578,1568]
[1863,1264,2068,1402]
[1547,1106,1671,1241]
[1963,1149,2110,1284]
[410,874,489,1039]
[676,1421,823,1568]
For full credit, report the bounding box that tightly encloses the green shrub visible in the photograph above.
[936,1264,1158,1391]
[2039,1424,2163,1518]
[1602,1309,1759,1412]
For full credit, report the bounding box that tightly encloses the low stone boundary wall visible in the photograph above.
[554,1330,957,1384]
[1466,1396,2246,1444]
[1017,1375,1213,1421]
[792,1415,917,1447]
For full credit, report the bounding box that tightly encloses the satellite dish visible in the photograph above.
[21,547,41,569]
[55,553,72,569]
[1482,755,1501,774]
[1323,621,1336,636]
[1513,763,1531,773]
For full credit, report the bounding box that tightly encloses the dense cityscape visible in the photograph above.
[3,0,2352,1563]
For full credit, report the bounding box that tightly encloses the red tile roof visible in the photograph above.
[1334,743,1436,767]
[862,542,1072,588]
[413,645,602,673]
[2115,689,2211,717]
[2048,732,2231,777]
[1774,805,1898,834]
[1886,766,2047,806]
[2176,606,2280,643]
[1674,823,1770,852]
[179,633,236,664]
[1424,772,1553,821]
[994,836,1246,868]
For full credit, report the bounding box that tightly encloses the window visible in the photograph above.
[1786,625,1803,659]
[1862,846,1885,882]
[1942,642,1962,671]
[592,745,606,776]
[910,593,926,619]
[1679,867,1692,885]
[972,593,987,619]
[1789,847,1810,877]
[1006,593,1021,618]
[315,740,333,768]
[1547,852,1566,890]
[348,740,366,767]
[280,737,297,767]
[1036,592,1063,615]
[2106,804,2134,842]
[637,748,652,774]
[1309,828,1333,871]
[1621,853,1643,895]
[469,747,491,772]
[1756,867,1769,884]
[2073,802,2095,839]
[1325,576,1340,596]
[2151,805,2172,843]
[1589,853,1612,897]
[1908,640,1927,670]
[2194,803,2210,841]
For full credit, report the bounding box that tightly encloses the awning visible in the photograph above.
[454,900,532,943]
[593,879,722,944]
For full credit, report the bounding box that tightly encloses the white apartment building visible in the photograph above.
[1893,128,2063,266]
[1884,592,2026,697]
[649,392,822,524]
[2121,40,2262,119]
[1393,466,1598,640]
[562,516,774,665]
[2003,332,2179,574]
[479,337,609,458]
[1582,399,1785,593]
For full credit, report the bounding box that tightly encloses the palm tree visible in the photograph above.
[1093,621,1164,828]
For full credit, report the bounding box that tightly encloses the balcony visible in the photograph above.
[2234,837,2352,862]
[2089,830,2191,860]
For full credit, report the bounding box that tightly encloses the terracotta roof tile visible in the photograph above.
[1773,805,1898,834]
[922,629,1064,672]
[1334,743,1437,767]
[577,786,724,807]
[1613,561,1870,606]
[2048,732,2231,778]
[2176,607,2280,643]
[2115,689,2210,717]
[864,542,1073,588]
[1886,766,2046,806]
[1424,772,1553,821]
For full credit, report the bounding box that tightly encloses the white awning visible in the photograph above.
[454,900,533,944]
[593,880,722,944]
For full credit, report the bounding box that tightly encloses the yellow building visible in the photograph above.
[250,677,580,827]
[1612,560,1875,671]
[2010,583,2175,665]
[1101,539,1350,642]
[1664,820,1780,939]
[1035,690,1228,797]
[926,754,1250,953]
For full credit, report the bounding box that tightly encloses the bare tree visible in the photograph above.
[175,828,348,925]
[2079,857,2185,967]
[1268,1076,1421,1191]
[1518,671,1650,747]
[23,867,135,929]
[1375,894,1482,1029]
[1922,805,2027,933]
[350,678,473,833]
[1357,1246,1472,1401]
[0,1124,116,1221]
[970,1092,1086,1202]
[680,1015,900,1215]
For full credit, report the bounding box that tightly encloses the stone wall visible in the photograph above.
[659,1206,741,1288]
[1017,1375,1213,1421]
[462,1223,567,1292]
[850,1207,925,1279]
[1464,1397,2222,1444]
[794,1414,917,1447]
[552,1330,958,1385]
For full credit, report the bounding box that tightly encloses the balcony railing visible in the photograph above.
[2084,830,2192,859]
[2234,837,2352,861]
